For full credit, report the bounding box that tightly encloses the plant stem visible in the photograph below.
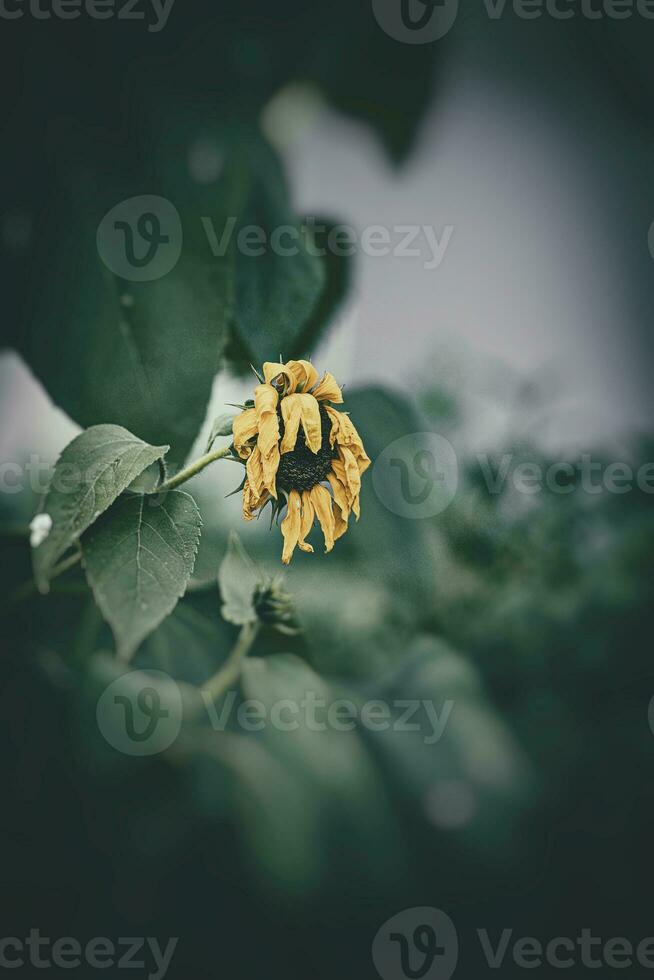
[4,550,82,611]
[156,445,234,493]
[200,620,260,704]
[51,550,83,579]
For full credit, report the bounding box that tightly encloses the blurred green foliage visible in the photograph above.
[3,373,654,977]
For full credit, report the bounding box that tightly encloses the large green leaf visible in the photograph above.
[328,386,441,612]
[81,490,202,661]
[15,127,335,458]
[237,654,404,891]
[33,424,168,592]
[218,531,260,626]
[360,636,534,854]
[230,140,326,364]
[16,131,232,467]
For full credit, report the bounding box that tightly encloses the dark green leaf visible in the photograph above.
[230,141,326,365]
[16,129,233,466]
[33,424,168,592]
[238,653,404,891]
[360,636,534,852]
[81,490,201,661]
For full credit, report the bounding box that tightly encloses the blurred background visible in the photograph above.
[1,1,654,977]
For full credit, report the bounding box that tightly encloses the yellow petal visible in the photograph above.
[243,480,269,521]
[280,490,302,564]
[312,371,343,403]
[309,484,335,553]
[356,454,371,476]
[280,393,322,454]
[252,385,281,496]
[232,408,258,459]
[330,457,348,498]
[285,359,319,392]
[329,408,371,474]
[338,445,361,501]
[261,445,280,497]
[332,497,349,540]
[254,384,279,447]
[325,405,341,447]
[327,470,350,518]
[279,395,302,454]
[299,395,322,454]
[263,363,297,394]
[298,490,315,553]
[246,447,265,497]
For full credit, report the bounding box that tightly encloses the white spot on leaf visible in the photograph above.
[30,513,53,548]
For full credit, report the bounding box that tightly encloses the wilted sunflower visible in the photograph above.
[231,360,370,563]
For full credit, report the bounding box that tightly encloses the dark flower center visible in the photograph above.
[276,403,337,493]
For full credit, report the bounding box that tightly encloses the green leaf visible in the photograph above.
[136,600,233,686]
[360,636,534,854]
[81,490,201,661]
[16,128,233,466]
[33,424,168,592]
[205,413,235,453]
[237,653,404,892]
[218,531,260,626]
[15,127,337,458]
[229,140,326,365]
[296,6,437,163]
[328,386,440,611]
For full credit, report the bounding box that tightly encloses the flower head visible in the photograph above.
[231,360,370,563]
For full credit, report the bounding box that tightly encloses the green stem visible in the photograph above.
[4,550,82,611]
[51,550,83,579]
[200,621,260,704]
[156,445,234,493]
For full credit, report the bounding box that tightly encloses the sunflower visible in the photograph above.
[231,360,370,563]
